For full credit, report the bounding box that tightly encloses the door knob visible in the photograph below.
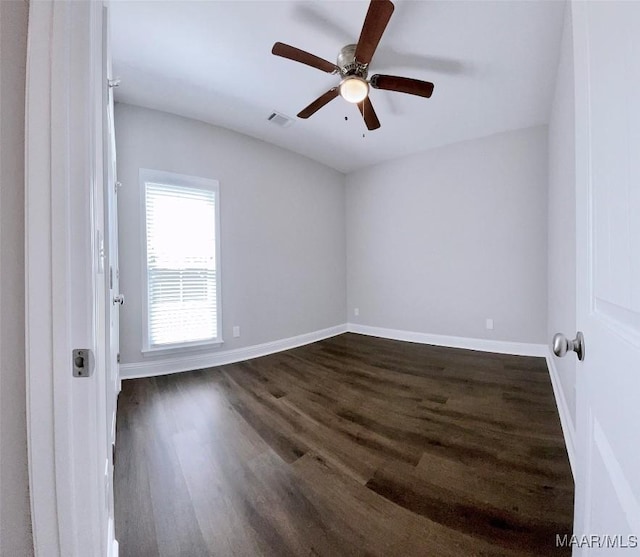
[113,294,125,306]
[552,331,585,361]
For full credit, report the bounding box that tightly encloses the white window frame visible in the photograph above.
[139,168,222,354]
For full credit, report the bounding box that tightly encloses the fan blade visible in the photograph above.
[371,74,434,98]
[354,0,395,66]
[298,88,340,119]
[272,42,338,73]
[357,97,381,130]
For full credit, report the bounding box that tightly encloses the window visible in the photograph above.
[140,169,221,351]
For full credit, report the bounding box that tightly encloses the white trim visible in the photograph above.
[25,2,60,551]
[347,326,576,475]
[345,326,576,470]
[25,2,110,556]
[545,352,576,477]
[107,519,118,557]
[141,339,224,356]
[121,324,348,379]
[122,323,549,377]
[139,168,222,352]
[121,322,576,481]
[346,323,548,357]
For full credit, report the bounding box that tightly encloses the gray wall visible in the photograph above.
[0,1,34,555]
[548,4,576,428]
[115,103,346,365]
[346,126,548,344]
[0,3,571,552]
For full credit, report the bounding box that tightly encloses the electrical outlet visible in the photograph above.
[354,308,360,317]
[486,318,494,330]
[232,326,240,338]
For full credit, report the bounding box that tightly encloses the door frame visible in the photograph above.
[103,2,121,542]
[25,1,115,556]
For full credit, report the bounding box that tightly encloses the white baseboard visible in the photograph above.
[120,322,574,476]
[122,323,549,378]
[346,323,548,357]
[347,323,575,475]
[107,518,118,557]
[120,324,348,379]
[545,352,577,477]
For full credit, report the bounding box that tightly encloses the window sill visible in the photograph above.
[142,339,224,357]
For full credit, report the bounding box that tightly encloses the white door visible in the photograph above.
[104,4,120,432]
[572,1,640,552]
[103,4,120,546]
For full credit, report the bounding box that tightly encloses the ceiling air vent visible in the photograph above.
[267,111,294,128]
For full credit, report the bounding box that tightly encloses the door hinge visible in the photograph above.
[108,77,121,88]
[117,353,121,364]
[73,348,94,377]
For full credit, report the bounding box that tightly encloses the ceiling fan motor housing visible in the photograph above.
[271,0,433,130]
[337,44,368,78]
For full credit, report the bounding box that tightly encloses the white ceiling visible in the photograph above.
[110,0,566,173]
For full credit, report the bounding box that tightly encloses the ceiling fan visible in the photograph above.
[272,0,434,131]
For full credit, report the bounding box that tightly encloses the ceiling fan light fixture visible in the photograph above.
[272,0,433,129]
[339,76,369,104]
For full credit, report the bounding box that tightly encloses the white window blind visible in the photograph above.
[144,180,219,348]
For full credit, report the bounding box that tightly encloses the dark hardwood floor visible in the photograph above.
[115,333,574,556]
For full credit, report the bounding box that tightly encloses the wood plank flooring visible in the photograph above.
[115,333,573,556]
